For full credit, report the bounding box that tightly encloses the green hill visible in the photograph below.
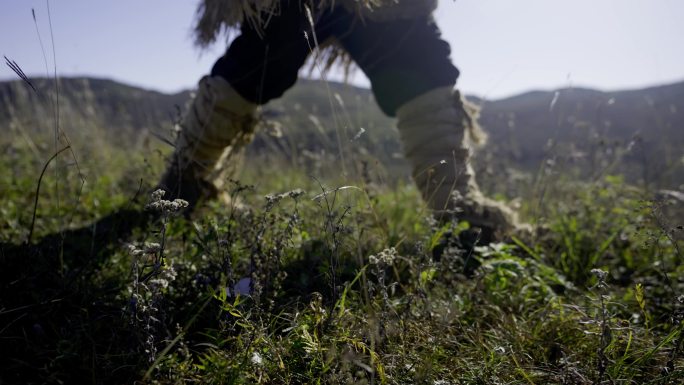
[1,76,682,188]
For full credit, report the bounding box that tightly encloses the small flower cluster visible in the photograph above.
[126,247,177,363]
[149,264,178,291]
[126,242,162,257]
[591,268,611,290]
[145,189,189,214]
[264,189,305,210]
[369,247,398,266]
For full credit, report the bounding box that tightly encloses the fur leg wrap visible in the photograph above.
[175,75,257,179]
[397,86,521,239]
[396,86,475,212]
[158,76,257,207]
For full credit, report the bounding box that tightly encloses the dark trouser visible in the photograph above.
[211,2,459,117]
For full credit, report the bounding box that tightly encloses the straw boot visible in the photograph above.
[157,76,257,211]
[396,86,522,242]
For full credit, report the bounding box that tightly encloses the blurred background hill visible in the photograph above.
[1,77,682,192]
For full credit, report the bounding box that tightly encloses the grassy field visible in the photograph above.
[1,96,683,385]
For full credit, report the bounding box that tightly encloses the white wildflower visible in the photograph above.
[144,243,161,253]
[369,247,398,265]
[145,189,189,214]
[590,268,608,281]
[287,189,305,199]
[149,278,169,290]
[251,351,263,366]
[151,189,165,202]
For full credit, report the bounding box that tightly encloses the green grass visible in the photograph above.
[1,132,682,384]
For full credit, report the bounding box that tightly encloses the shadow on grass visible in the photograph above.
[0,208,154,384]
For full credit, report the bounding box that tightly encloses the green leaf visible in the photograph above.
[420,267,437,286]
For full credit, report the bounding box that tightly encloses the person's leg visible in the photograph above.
[159,1,313,208]
[210,2,314,105]
[332,14,519,240]
[332,14,459,116]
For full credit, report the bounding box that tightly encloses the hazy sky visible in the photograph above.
[1,0,682,99]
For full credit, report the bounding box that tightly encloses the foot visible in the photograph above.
[156,158,218,214]
[445,188,531,244]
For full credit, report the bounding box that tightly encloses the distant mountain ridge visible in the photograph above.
[1,76,682,188]
[474,81,684,188]
[0,77,190,147]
